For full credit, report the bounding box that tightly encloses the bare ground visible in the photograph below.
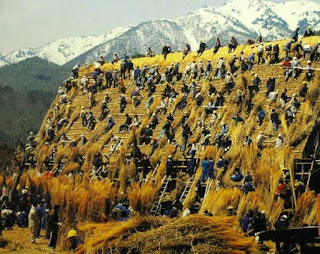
[1,226,68,254]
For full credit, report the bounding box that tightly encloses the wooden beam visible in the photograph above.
[289,166,297,209]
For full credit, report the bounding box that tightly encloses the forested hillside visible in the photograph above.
[0,57,69,146]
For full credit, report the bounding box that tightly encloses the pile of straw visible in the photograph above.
[76,215,257,254]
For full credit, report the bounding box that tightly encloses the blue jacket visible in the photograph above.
[188,158,196,170]
[258,109,265,119]
[92,71,100,79]
[134,68,140,77]
[248,54,255,62]
[115,204,130,221]
[217,159,224,169]
[244,174,253,183]
[231,171,243,182]
[206,160,214,172]
[201,160,207,172]
[244,181,254,194]
[241,215,250,232]
[122,55,129,62]
[149,68,155,75]
[267,78,275,91]
[284,41,292,49]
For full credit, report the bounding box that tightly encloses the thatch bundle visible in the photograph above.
[291,190,318,227]
[76,215,257,254]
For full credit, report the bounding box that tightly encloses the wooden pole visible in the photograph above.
[306,142,319,190]
[289,167,297,209]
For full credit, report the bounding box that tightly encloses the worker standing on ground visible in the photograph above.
[67,229,83,252]
[28,202,40,243]
[48,205,61,249]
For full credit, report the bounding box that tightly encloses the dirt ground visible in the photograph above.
[1,226,69,254]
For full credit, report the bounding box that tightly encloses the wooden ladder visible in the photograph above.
[150,175,169,216]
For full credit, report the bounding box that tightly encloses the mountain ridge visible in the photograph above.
[1,0,319,67]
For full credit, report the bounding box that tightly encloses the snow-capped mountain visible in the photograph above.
[67,20,188,67]
[0,0,319,68]
[1,26,130,67]
[176,5,255,50]
[265,0,320,31]
[218,0,291,40]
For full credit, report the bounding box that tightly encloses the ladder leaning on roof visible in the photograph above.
[180,175,198,206]
[150,175,169,216]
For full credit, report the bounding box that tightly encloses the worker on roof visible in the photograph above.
[104,69,112,88]
[204,59,212,80]
[303,42,311,59]
[201,157,208,182]
[213,37,221,54]
[306,60,314,82]
[207,157,215,179]
[133,66,140,81]
[257,43,265,65]
[119,113,132,133]
[111,52,120,64]
[162,44,171,61]
[87,111,96,131]
[183,42,191,59]
[291,56,302,80]
[187,152,197,178]
[247,52,255,71]
[197,40,207,57]
[224,71,234,94]
[256,131,267,150]
[248,73,260,95]
[303,26,314,37]
[275,134,284,148]
[229,53,237,73]
[72,64,80,79]
[271,109,280,133]
[231,167,243,182]
[120,94,127,113]
[257,106,266,126]
[283,40,293,59]
[147,46,155,57]
[120,59,127,79]
[292,40,303,56]
[228,35,238,52]
[182,123,192,152]
[292,26,300,42]
[272,43,280,64]
[98,56,105,66]
[310,42,319,61]
[214,57,225,80]
[104,114,115,133]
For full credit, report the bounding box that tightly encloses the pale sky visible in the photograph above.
[0,0,319,54]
